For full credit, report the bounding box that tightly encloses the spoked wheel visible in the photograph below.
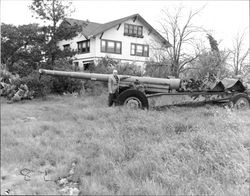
[124,97,142,109]
[117,89,148,109]
[231,93,250,110]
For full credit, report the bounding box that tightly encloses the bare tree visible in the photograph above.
[229,32,250,76]
[160,6,205,77]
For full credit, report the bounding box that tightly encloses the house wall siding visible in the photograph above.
[58,34,97,69]
[57,17,165,69]
[95,18,163,65]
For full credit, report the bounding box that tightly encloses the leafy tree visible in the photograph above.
[182,33,231,80]
[188,50,230,79]
[1,23,46,76]
[207,34,219,52]
[1,23,19,66]
[29,0,81,67]
[206,34,223,76]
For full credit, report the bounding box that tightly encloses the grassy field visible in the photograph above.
[1,93,250,195]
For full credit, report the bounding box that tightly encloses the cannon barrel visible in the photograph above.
[39,69,181,90]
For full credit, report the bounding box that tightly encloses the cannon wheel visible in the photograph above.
[231,93,250,110]
[117,89,148,109]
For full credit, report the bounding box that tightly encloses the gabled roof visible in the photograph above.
[64,14,171,47]
[63,18,101,38]
[90,14,138,38]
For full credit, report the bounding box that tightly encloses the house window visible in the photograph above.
[101,39,122,54]
[138,27,143,36]
[124,24,143,38]
[129,25,133,35]
[77,40,90,53]
[74,62,79,71]
[107,41,115,53]
[63,44,70,51]
[131,43,149,57]
[124,24,129,35]
[82,61,94,71]
[83,62,90,71]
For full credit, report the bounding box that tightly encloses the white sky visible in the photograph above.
[1,0,249,50]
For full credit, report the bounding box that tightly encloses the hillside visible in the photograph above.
[1,94,249,195]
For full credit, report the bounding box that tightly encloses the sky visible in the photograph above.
[1,0,249,50]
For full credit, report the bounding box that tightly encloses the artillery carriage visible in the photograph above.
[39,69,250,110]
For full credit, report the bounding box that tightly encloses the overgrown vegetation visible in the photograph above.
[1,0,83,100]
[1,1,249,99]
[29,0,81,67]
[0,60,84,99]
[92,56,143,76]
[145,60,172,78]
[1,95,249,195]
[81,56,143,95]
[1,23,45,76]
[149,7,249,80]
[1,1,249,195]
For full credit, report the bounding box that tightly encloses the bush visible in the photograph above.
[20,71,53,98]
[145,60,172,78]
[83,56,143,94]
[116,62,143,76]
[0,64,20,83]
[94,56,143,76]
[184,51,231,80]
[51,76,84,95]
[2,59,85,98]
[12,59,38,77]
[1,63,51,98]
[45,59,84,95]
[94,56,119,74]
[83,81,106,96]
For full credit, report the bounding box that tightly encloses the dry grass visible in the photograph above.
[1,93,250,195]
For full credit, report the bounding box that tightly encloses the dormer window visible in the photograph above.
[124,24,143,38]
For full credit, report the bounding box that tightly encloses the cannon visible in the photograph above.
[39,69,250,110]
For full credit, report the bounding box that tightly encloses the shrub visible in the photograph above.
[116,62,143,76]
[0,64,20,83]
[46,59,84,95]
[12,59,37,77]
[20,71,53,98]
[1,64,36,99]
[2,59,85,98]
[145,60,172,78]
[83,56,143,94]
[51,76,84,95]
[94,56,143,76]
[83,81,106,96]
[94,56,119,74]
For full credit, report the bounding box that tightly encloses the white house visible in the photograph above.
[58,13,171,71]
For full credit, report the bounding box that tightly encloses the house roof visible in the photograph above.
[63,18,101,38]
[90,14,137,38]
[64,14,171,47]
